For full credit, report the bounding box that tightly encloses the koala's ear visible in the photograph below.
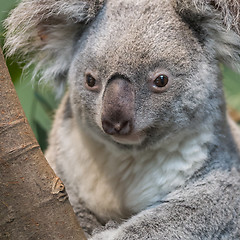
[175,0,240,71]
[4,0,104,89]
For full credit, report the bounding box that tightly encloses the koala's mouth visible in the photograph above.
[111,132,146,145]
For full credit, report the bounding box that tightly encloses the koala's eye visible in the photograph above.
[85,73,101,92]
[149,72,171,93]
[86,74,96,88]
[154,75,168,88]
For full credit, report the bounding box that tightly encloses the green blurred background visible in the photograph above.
[0,0,240,152]
[0,0,59,151]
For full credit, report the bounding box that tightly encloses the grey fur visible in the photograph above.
[4,0,104,89]
[4,0,240,239]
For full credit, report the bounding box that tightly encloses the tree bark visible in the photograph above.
[0,48,86,240]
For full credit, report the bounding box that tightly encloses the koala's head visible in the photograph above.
[5,0,240,150]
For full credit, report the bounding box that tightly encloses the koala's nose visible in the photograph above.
[101,77,135,136]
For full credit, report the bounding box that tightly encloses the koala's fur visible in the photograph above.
[4,0,240,239]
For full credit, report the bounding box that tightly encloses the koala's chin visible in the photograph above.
[106,128,160,151]
[99,127,147,148]
[111,132,146,145]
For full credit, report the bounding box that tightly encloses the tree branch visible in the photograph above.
[0,48,86,240]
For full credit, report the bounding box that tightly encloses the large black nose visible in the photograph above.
[101,77,135,135]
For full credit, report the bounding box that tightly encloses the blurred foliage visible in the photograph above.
[0,0,59,152]
[0,0,240,152]
[223,67,240,112]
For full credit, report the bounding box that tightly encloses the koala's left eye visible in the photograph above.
[154,75,168,88]
[85,73,101,92]
[149,72,171,93]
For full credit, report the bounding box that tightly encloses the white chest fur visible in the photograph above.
[55,120,213,221]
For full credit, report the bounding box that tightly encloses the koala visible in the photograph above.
[5,0,240,239]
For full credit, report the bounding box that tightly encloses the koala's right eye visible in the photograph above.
[85,73,101,92]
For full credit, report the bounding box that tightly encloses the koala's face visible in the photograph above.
[68,0,223,150]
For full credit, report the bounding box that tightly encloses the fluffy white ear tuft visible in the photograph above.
[4,0,104,91]
[175,0,240,72]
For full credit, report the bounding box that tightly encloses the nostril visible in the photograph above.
[102,120,116,135]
